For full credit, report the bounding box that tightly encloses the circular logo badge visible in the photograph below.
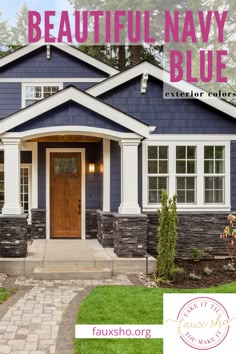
[177,297,229,350]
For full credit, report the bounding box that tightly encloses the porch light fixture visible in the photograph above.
[89,163,95,173]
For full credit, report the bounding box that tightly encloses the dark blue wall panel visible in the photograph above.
[0,83,21,119]
[0,47,109,78]
[11,101,129,133]
[0,151,32,163]
[110,141,120,212]
[38,142,103,209]
[100,76,236,134]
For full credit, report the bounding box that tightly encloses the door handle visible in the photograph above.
[78,200,81,215]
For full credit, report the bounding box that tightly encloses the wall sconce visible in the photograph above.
[89,163,95,173]
[99,163,104,173]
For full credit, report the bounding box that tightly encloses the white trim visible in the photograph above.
[103,139,110,212]
[0,86,150,138]
[0,41,119,76]
[119,139,141,215]
[0,163,32,220]
[142,140,231,212]
[0,78,106,83]
[46,148,86,240]
[31,142,38,209]
[145,134,236,141]
[21,82,63,108]
[87,61,236,123]
[2,127,141,142]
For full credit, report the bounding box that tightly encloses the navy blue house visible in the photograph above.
[0,42,234,259]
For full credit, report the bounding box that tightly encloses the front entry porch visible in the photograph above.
[0,239,156,277]
[0,130,149,259]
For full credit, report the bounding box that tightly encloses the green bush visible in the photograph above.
[157,191,178,280]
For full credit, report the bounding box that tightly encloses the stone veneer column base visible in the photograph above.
[97,210,114,247]
[31,209,46,239]
[0,214,28,257]
[113,214,147,257]
[145,212,230,258]
[86,209,98,239]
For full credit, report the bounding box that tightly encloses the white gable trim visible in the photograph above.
[87,61,236,122]
[0,40,119,76]
[0,87,150,137]
[2,127,141,142]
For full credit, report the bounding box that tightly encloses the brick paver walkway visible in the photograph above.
[0,275,131,354]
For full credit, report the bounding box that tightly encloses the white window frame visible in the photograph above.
[0,163,32,222]
[142,139,231,212]
[22,82,63,108]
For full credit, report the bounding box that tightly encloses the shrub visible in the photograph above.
[191,247,203,262]
[157,191,178,280]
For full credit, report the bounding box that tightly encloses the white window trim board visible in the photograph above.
[21,82,63,108]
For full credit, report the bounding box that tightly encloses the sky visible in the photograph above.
[0,0,74,25]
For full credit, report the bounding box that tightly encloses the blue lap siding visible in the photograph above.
[100,77,236,134]
[10,101,130,133]
[0,83,21,120]
[0,47,109,79]
[110,141,121,212]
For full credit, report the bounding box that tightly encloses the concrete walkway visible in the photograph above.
[0,275,131,354]
[0,240,156,276]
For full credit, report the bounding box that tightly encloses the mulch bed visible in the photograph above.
[129,259,236,289]
[161,259,236,288]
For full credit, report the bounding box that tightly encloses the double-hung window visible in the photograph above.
[176,146,196,204]
[144,141,230,211]
[204,146,225,204]
[22,83,63,107]
[147,146,168,204]
[0,165,31,215]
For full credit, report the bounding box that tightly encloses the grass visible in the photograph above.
[74,283,236,354]
[0,287,15,304]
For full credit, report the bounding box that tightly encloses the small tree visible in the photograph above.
[157,191,178,279]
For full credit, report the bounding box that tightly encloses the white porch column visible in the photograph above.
[103,139,110,212]
[2,138,23,215]
[32,142,38,208]
[118,139,141,215]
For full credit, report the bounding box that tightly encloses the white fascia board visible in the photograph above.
[2,127,141,142]
[0,87,149,137]
[0,78,105,83]
[87,62,150,97]
[0,40,119,76]
[88,61,236,122]
[144,134,236,141]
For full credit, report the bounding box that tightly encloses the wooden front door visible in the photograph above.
[50,152,81,238]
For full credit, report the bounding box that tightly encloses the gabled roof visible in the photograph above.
[87,61,236,122]
[0,85,151,138]
[0,39,119,76]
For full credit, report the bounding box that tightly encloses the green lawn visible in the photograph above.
[74,283,236,354]
[0,287,15,304]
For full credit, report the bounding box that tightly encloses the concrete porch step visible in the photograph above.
[33,267,112,280]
